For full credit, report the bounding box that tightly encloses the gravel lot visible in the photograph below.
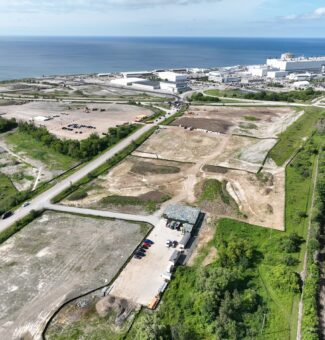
[110,218,184,306]
[1,102,152,140]
[0,211,148,340]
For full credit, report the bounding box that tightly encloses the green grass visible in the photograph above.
[198,178,233,205]
[244,115,261,122]
[161,108,186,126]
[5,131,76,171]
[0,210,43,245]
[269,107,323,166]
[205,88,322,103]
[0,173,17,208]
[100,192,170,213]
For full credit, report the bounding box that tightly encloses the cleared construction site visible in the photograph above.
[1,102,153,140]
[0,100,304,338]
[0,211,149,340]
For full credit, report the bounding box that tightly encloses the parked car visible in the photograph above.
[144,239,154,245]
[134,254,142,259]
[170,221,177,230]
[166,240,172,248]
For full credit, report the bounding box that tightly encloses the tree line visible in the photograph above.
[132,237,267,339]
[189,92,221,103]
[18,121,139,160]
[233,88,321,103]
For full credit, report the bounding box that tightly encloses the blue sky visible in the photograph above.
[0,0,324,37]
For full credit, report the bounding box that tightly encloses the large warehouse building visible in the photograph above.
[267,53,325,72]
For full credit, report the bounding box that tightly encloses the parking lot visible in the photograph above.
[110,218,184,306]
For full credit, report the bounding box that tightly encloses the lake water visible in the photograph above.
[0,36,325,80]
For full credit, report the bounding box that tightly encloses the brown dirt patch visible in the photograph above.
[171,117,233,133]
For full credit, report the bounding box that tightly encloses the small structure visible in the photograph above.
[148,296,160,310]
[162,272,172,282]
[179,233,191,250]
[169,250,181,266]
[292,81,310,89]
[163,204,201,234]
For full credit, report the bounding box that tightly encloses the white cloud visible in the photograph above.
[282,7,325,21]
[0,0,221,12]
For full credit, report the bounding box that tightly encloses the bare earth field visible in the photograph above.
[0,211,148,340]
[64,140,284,230]
[135,127,225,163]
[201,167,285,230]
[0,102,152,140]
[63,156,192,214]
[176,106,300,138]
[136,127,276,173]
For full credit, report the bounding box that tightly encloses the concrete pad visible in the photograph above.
[110,219,184,306]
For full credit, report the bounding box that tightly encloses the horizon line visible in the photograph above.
[0,35,325,39]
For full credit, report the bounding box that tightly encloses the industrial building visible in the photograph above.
[249,66,269,78]
[163,204,201,235]
[121,71,153,79]
[110,71,188,94]
[267,53,325,72]
[292,81,310,89]
[111,77,145,86]
[267,70,288,79]
[208,71,241,84]
[158,72,189,93]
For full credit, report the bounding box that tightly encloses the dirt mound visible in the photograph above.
[139,191,169,202]
[171,117,233,133]
[96,295,134,320]
[203,165,228,174]
[131,161,180,175]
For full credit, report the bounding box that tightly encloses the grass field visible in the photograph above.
[0,173,17,208]
[269,107,323,166]
[198,178,233,205]
[5,131,76,171]
[204,89,322,103]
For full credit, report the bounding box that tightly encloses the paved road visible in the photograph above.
[45,203,160,225]
[0,108,177,233]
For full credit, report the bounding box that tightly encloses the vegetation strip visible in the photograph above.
[269,107,322,166]
[0,209,43,245]
[205,88,322,103]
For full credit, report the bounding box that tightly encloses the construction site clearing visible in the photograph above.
[172,105,301,138]
[0,211,149,340]
[0,104,298,338]
[45,205,203,339]
[134,127,277,173]
[0,101,154,140]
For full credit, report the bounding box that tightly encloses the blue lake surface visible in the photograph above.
[0,36,325,80]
